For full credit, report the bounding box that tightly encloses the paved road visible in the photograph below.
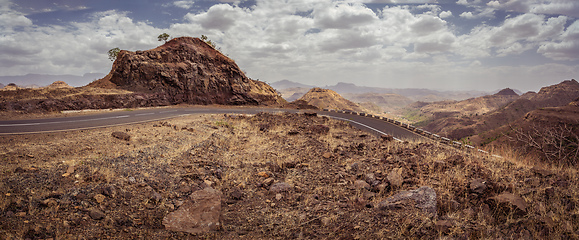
[0,107,426,140]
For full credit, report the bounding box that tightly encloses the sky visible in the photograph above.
[1,0,578,92]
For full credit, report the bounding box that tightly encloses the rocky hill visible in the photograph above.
[47,81,73,89]
[0,37,285,116]
[90,37,284,106]
[296,88,366,112]
[277,87,310,102]
[416,80,579,141]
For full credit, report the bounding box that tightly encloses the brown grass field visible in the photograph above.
[0,112,577,239]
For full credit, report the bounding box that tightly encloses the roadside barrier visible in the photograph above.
[322,109,496,156]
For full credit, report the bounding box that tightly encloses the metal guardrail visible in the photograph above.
[322,109,495,156]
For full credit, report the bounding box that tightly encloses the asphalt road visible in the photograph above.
[0,107,426,141]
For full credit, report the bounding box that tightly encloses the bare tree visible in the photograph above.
[509,123,579,165]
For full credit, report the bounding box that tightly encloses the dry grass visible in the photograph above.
[0,112,577,239]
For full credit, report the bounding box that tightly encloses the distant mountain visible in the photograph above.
[270,80,315,90]
[417,80,579,141]
[272,80,489,103]
[0,73,106,87]
[326,82,488,102]
[342,93,414,113]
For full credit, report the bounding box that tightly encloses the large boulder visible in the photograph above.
[163,187,223,234]
[378,186,437,217]
[93,37,284,106]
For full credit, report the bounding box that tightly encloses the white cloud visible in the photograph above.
[454,13,570,59]
[538,20,579,60]
[173,0,195,9]
[439,10,452,18]
[313,2,377,29]
[459,11,474,19]
[485,0,579,18]
[185,4,245,31]
[456,0,482,5]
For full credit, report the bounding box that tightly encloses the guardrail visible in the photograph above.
[321,108,495,156]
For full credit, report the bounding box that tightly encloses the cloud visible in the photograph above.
[453,13,570,59]
[313,2,377,29]
[357,0,437,3]
[538,20,579,60]
[173,0,195,9]
[439,10,452,18]
[185,4,244,31]
[479,0,579,18]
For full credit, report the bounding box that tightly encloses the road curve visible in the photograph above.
[0,107,426,141]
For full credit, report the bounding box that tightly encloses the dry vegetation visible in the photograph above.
[0,112,578,239]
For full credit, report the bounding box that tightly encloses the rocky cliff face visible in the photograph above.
[92,37,284,105]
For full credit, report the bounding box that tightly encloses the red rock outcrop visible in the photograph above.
[91,37,284,105]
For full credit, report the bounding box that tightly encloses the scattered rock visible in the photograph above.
[309,124,329,134]
[269,182,292,193]
[354,180,370,190]
[470,178,487,195]
[387,168,404,187]
[151,191,162,203]
[62,165,75,177]
[322,152,332,159]
[276,193,283,201]
[348,162,360,172]
[230,188,244,200]
[112,131,131,141]
[435,220,453,233]
[257,172,270,178]
[531,166,554,177]
[88,208,105,220]
[380,134,394,142]
[378,186,437,217]
[544,187,555,200]
[94,194,106,204]
[203,180,215,188]
[262,178,275,187]
[373,183,389,193]
[163,187,222,234]
[42,198,58,207]
[265,161,281,172]
[488,192,527,214]
[287,130,300,135]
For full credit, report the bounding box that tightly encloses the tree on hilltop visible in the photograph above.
[200,35,217,49]
[158,33,170,43]
[107,47,120,61]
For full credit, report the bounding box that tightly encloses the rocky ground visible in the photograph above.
[0,112,578,239]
